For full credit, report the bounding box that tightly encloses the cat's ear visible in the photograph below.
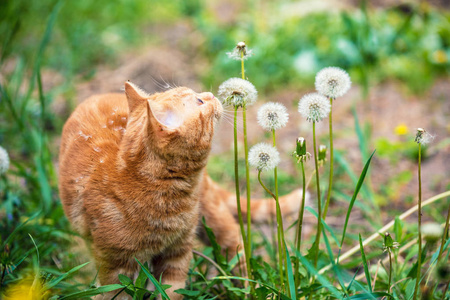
[147,101,183,138]
[124,81,149,113]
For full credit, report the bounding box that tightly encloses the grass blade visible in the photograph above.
[3,210,40,247]
[359,234,372,292]
[43,262,90,291]
[348,292,392,299]
[135,258,170,299]
[290,247,342,298]
[284,242,297,300]
[339,150,376,257]
[60,284,125,299]
[306,207,341,248]
[215,276,291,300]
[334,151,379,224]
[322,228,349,298]
[352,107,368,162]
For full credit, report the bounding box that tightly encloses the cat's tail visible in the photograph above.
[204,175,309,223]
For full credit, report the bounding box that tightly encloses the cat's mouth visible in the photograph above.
[212,97,223,121]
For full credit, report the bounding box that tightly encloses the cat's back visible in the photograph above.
[59,93,128,159]
[62,93,129,156]
[59,93,129,233]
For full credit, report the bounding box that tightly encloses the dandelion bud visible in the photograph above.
[319,145,327,162]
[296,137,306,156]
[218,78,257,108]
[421,223,443,243]
[0,146,10,175]
[315,67,351,99]
[257,102,289,131]
[227,41,253,61]
[248,143,280,172]
[298,93,331,123]
[293,137,310,163]
[414,128,434,145]
[383,232,399,252]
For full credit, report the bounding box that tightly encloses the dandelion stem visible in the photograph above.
[258,171,276,199]
[241,51,254,290]
[273,129,288,291]
[241,54,245,80]
[312,121,322,268]
[323,98,333,220]
[233,106,249,277]
[388,249,392,294]
[413,143,423,300]
[243,106,253,274]
[437,198,450,264]
[294,159,306,290]
[258,170,286,288]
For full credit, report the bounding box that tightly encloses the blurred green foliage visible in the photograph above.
[1,1,449,95]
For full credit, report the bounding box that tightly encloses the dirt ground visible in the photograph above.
[66,44,449,193]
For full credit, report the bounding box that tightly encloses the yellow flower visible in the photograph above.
[3,275,49,300]
[395,124,409,136]
[433,50,447,64]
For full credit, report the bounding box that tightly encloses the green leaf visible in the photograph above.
[118,274,133,286]
[34,152,52,212]
[348,291,392,299]
[3,210,41,247]
[394,216,404,243]
[175,288,201,297]
[215,276,291,300]
[134,262,148,289]
[135,258,170,300]
[340,150,376,253]
[306,206,341,248]
[284,242,297,300]
[352,107,369,162]
[60,284,125,299]
[406,244,428,279]
[291,248,342,298]
[359,234,372,293]
[322,228,349,298]
[201,217,228,270]
[43,262,90,291]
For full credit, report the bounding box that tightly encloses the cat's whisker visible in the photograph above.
[150,76,171,91]
[170,74,181,89]
[219,116,244,133]
[221,109,244,114]
[154,75,173,90]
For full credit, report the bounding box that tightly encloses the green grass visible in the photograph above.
[1,1,449,299]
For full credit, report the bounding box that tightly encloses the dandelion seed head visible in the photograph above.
[257,102,289,131]
[298,93,331,123]
[315,67,351,98]
[248,143,280,172]
[218,78,257,108]
[421,223,443,243]
[414,128,434,145]
[0,146,10,175]
[227,41,253,61]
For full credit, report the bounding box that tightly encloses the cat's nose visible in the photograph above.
[200,92,215,101]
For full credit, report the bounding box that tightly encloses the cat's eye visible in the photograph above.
[197,98,204,105]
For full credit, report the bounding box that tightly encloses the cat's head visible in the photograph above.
[124,81,222,156]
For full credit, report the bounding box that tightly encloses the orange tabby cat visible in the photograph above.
[59,82,303,299]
